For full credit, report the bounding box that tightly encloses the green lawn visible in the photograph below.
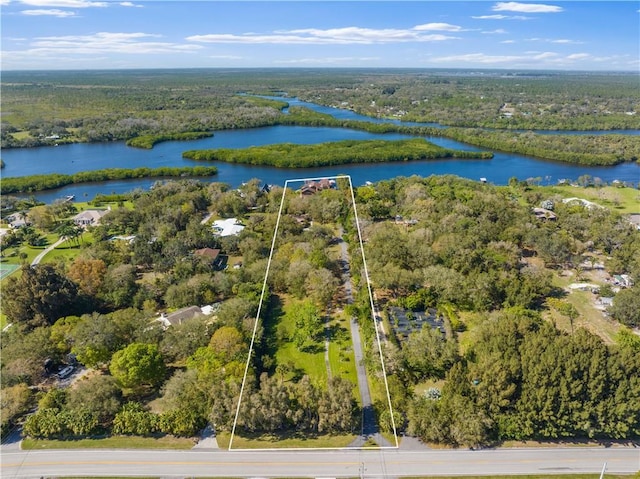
[328,325,357,387]
[219,430,357,449]
[544,185,640,214]
[22,435,196,450]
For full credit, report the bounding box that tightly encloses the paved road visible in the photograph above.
[338,227,391,449]
[1,447,638,477]
[31,237,65,266]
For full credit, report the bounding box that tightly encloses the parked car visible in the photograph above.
[57,365,74,379]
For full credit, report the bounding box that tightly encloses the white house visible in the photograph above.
[72,209,110,227]
[154,304,219,329]
[212,218,245,237]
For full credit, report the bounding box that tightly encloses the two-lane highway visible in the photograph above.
[2,447,639,478]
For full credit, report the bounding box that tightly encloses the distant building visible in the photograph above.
[155,304,217,329]
[73,209,110,227]
[110,235,136,244]
[532,207,557,221]
[6,213,29,229]
[300,178,335,195]
[212,218,245,237]
[194,247,223,269]
[627,214,640,231]
[562,197,604,210]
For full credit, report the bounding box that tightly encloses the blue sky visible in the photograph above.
[1,1,638,71]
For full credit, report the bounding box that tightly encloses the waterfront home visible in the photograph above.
[72,209,110,227]
[300,178,335,195]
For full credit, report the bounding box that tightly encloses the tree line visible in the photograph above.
[1,166,218,193]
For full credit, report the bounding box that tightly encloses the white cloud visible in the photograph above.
[275,56,380,65]
[11,32,203,56]
[0,0,12,5]
[19,0,106,7]
[482,29,508,34]
[430,50,611,68]
[493,2,563,13]
[413,23,465,32]
[472,14,532,20]
[188,25,460,45]
[551,39,582,44]
[501,39,516,43]
[21,8,75,16]
[120,1,143,6]
[527,37,583,44]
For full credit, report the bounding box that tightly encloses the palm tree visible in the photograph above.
[56,221,82,246]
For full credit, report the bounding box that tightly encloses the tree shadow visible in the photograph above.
[256,294,283,373]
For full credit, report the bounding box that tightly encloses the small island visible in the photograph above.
[182,138,493,168]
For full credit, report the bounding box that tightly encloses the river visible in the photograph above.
[2,97,639,203]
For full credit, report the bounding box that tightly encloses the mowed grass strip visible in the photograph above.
[327,313,358,393]
[21,435,196,450]
[218,430,357,449]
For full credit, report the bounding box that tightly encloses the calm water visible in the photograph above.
[2,98,639,203]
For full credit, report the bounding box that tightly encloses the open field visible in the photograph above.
[543,185,640,214]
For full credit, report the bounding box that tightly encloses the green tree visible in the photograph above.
[1,384,33,432]
[305,267,339,308]
[112,402,159,436]
[402,327,458,381]
[285,300,324,350]
[110,343,166,390]
[159,408,206,437]
[23,408,66,439]
[66,374,122,426]
[2,264,80,328]
[317,377,357,433]
[100,264,138,309]
[209,325,245,362]
[609,286,640,328]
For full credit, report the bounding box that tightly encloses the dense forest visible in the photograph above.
[1,176,638,447]
[183,138,492,168]
[2,70,638,167]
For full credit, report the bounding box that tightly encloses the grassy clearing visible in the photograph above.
[551,271,620,344]
[274,295,328,385]
[219,430,357,449]
[22,435,196,450]
[328,311,358,387]
[40,241,83,264]
[544,185,640,214]
[413,379,446,397]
